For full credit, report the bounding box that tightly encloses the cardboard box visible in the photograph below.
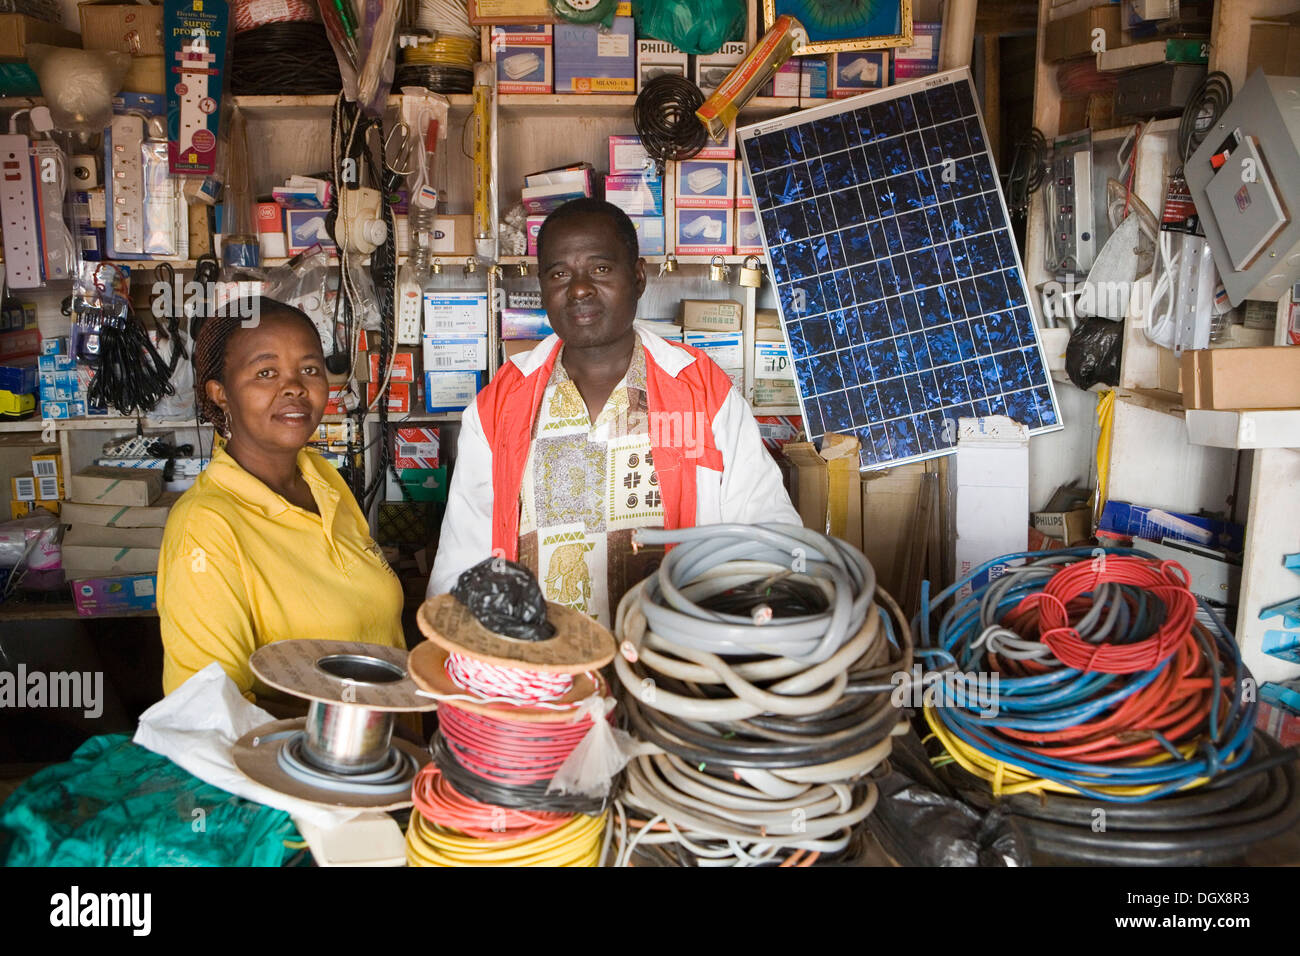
[59,492,177,528]
[430,214,473,257]
[554,16,635,93]
[783,442,829,534]
[860,462,929,597]
[1097,500,1245,552]
[695,122,736,161]
[0,13,79,60]
[0,360,36,395]
[683,330,743,370]
[501,308,553,340]
[1031,485,1093,545]
[423,336,487,372]
[62,525,163,575]
[735,165,752,209]
[526,215,546,256]
[385,465,448,503]
[680,298,743,332]
[756,339,793,381]
[754,379,798,407]
[893,22,942,78]
[254,201,287,259]
[764,58,828,98]
[424,291,489,336]
[605,173,663,216]
[503,339,538,360]
[79,2,164,55]
[68,466,162,507]
[637,38,688,91]
[11,474,35,502]
[830,51,889,97]
[674,159,734,209]
[953,416,1030,601]
[424,370,482,413]
[609,135,653,175]
[30,453,60,480]
[121,53,164,94]
[492,25,553,94]
[1045,5,1122,62]
[1181,346,1300,410]
[367,382,410,413]
[469,0,554,24]
[34,474,60,501]
[394,427,440,469]
[734,207,762,255]
[780,434,861,546]
[285,208,336,255]
[675,208,732,255]
[1248,14,1300,78]
[695,40,747,97]
[70,573,158,615]
[369,350,415,383]
[630,215,665,256]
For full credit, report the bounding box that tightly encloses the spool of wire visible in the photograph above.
[413,0,478,39]
[919,548,1257,804]
[634,74,708,165]
[231,22,343,95]
[406,803,607,866]
[611,523,910,866]
[1178,70,1232,165]
[232,0,319,32]
[395,64,475,94]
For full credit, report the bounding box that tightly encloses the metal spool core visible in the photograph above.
[302,655,405,774]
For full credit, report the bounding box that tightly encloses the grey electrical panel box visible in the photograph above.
[1186,69,1300,306]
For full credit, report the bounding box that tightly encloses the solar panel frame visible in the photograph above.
[737,67,1062,471]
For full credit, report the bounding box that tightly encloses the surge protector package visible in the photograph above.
[166,0,229,175]
[0,134,43,288]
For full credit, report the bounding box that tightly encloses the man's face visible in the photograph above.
[538,213,646,350]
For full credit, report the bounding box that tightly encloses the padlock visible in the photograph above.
[431,257,443,275]
[464,257,479,276]
[518,261,530,277]
[659,255,679,277]
[738,255,763,288]
[709,255,731,283]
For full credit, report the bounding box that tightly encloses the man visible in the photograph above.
[428,198,799,626]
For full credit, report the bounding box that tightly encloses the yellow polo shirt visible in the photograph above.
[158,443,405,699]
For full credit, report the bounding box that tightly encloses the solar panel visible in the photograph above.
[738,68,1061,470]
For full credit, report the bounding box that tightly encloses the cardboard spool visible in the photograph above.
[249,639,437,712]
[232,718,430,811]
[407,639,608,723]
[416,593,615,672]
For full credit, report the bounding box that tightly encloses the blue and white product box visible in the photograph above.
[735,165,752,209]
[37,354,75,372]
[675,208,732,256]
[630,215,666,256]
[765,58,828,98]
[636,38,688,92]
[284,208,336,255]
[756,340,794,381]
[830,51,889,97]
[695,122,736,161]
[674,159,735,209]
[605,173,663,216]
[636,319,681,341]
[41,400,87,419]
[0,362,36,395]
[695,41,747,97]
[608,135,655,175]
[424,370,483,413]
[40,337,65,355]
[554,17,636,93]
[734,207,762,255]
[683,330,745,370]
[893,23,942,81]
[422,335,488,372]
[501,308,554,340]
[423,291,489,336]
[492,25,553,94]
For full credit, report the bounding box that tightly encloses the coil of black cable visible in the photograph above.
[633,73,708,165]
[231,22,343,96]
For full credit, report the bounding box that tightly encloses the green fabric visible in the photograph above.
[0,734,299,867]
[632,0,746,55]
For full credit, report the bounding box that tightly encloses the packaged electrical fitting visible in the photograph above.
[164,0,230,175]
[696,18,803,141]
[675,209,731,255]
[492,25,552,93]
[674,159,734,208]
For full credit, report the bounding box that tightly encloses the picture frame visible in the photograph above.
[763,0,913,55]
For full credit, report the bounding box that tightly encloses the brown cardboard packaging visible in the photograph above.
[78,1,164,55]
[680,299,743,332]
[1248,13,1300,77]
[62,525,163,575]
[68,466,162,507]
[783,442,829,534]
[1181,347,1300,410]
[60,491,178,527]
[0,13,79,59]
[1045,5,1122,62]
[782,434,862,547]
[860,463,927,599]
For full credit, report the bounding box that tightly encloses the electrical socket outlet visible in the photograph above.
[0,134,43,288]
[109,115,145,255]
[396,278,422,345]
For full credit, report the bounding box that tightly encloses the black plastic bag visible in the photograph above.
[451,558,556,642]
[1065,317,1123,391]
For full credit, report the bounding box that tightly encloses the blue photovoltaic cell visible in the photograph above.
[739,69,1060,470]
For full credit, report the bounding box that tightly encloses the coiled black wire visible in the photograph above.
[942,734,1300,866]
[430,731,610,816]
[231,22,343,95]
[1178,70,1232,165]
[1004,126,1046,218]
[85,311,175,415]
[633,74,708,166]
[394,64,474,94]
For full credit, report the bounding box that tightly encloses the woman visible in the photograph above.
[157,297,404,703]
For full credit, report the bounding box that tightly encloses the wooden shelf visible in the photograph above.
[0,600,156,621]
[497,254,765,266]
[496,93,831,117]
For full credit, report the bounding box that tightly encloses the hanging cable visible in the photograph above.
[1178,71,1232,165]
[634,74,708,166]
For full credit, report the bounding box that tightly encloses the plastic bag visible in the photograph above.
[264,246,337,356]
[632,0,746,55]
[451,557,555,642]
[0,512,61,572]
[1065,317,1123,391]
[25,44,130,133]
[547,696,658,798]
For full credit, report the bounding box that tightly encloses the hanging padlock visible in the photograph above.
[431,257,443,275]
[464,256,479,276]
[659,255,679,277]
[518,261,530,277]
[709,255,731,283]
[738,255,764,288]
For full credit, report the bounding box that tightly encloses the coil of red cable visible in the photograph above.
[232,0,319,33]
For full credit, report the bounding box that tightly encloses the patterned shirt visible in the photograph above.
[517,340,665,627]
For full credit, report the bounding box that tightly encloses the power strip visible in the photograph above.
[31,141,71,282]
[396,273,422,345]
[176,44,216,164]
[0,134,43,288]
[109,115,145,255]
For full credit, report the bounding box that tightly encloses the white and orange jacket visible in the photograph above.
[427,323,800,596]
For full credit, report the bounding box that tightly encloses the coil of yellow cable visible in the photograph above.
[406,810,606,867]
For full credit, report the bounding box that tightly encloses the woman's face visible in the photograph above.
[205,310,328,455]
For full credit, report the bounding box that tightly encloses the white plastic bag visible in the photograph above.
[546,696,659,798]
